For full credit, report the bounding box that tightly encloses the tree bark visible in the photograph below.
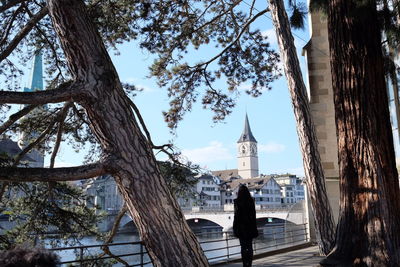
[323,0,400,265]
[47,0,209,266]
[268,0,336,255]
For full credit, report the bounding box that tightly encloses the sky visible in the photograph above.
[30,5,312,177]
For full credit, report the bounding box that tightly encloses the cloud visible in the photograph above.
[45,160,75,168]
[258,142,286,153]
[136,84,156,92]
[181,141,233,164]
[122,77,157,93]
[261,28,278,46]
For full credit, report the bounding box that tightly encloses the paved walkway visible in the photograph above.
[218,245,324,267]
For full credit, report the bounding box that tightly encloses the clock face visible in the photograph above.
[239,144,247,155]
[250,144,257,155]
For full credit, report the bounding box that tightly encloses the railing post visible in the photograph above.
[140,243,144,267]
[304,223,308,242]
[225,232,230,261]
[273,230,277,248]
[80,247,84,267]
[290,227,294,243]
[253,238,256,255]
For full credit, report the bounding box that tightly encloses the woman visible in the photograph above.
[233,184,258,267]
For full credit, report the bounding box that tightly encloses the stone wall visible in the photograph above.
[303,12,340,223]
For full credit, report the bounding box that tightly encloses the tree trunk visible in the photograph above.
[323,0,400,265]
[268,0,336,255]
[47,0,209,266]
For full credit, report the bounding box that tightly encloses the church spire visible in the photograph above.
[237,113,257,143]
[24,50,43,92]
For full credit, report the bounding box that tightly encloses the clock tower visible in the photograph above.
[237,114,259,179]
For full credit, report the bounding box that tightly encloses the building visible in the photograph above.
[237,114,259,179]
[220,176,282,208]
[273,174,305,204]
[85,175,123,214]
[194,174,221,208]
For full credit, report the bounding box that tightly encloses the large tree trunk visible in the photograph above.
[268,0,336,255]
[47,0,209,266]
[323,0,400,265]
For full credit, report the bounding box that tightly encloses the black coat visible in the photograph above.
[233,198,258,239]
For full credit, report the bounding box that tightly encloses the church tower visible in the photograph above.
[237,114,259,179]
[18,51,45,167]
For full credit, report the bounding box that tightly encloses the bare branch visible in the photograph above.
[0,104,37,135]
[0,161,114,182]
[98,204,129,266]
[0,80,82,104]
[125,97,175,160]
[126,97,153,145]
[0,0,25,13]
[13,111,58,165]
[0,6,48,62]
[50,102,72,168]
[0,5,24,47]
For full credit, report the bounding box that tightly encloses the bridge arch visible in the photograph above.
[186,218,223,234]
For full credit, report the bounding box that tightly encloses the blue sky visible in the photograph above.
[46,9,311,176]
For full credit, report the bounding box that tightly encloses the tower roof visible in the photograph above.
[24,51,43,92]
[237,113,257,143]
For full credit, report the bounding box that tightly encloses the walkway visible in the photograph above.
[217,245,324,267]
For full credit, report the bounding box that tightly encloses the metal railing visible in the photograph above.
[50,223,308,266]
[184,203,305,214]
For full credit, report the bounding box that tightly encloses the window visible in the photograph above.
[243,162,245,166]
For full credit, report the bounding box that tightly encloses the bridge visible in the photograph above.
[117,203,307,232]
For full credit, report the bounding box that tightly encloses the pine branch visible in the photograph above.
[0,6,48,62]
[98,204,129,266]
[50,102,72,168]
[0,5,24,48]
[189,8,269,69]
[0,161,115,182]
[0,0,26,13]
[0,104,37,135]
[13,111,57,165]
[0,80,82,104]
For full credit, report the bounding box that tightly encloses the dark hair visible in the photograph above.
[0,246,59,267]
[237,184,252,202]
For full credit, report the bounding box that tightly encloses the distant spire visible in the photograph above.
[237,113,257,143]
[24,50,43,92]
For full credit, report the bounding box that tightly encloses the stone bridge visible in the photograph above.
[117,205,307,232]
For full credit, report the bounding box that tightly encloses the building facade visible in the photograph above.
[274,175,305,204]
